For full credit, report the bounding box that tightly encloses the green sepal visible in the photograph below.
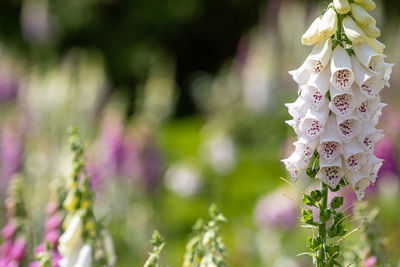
[330,196,344,209]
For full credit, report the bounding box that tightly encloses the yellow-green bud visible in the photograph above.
[353,0,376,10]
[302,17,322,46]
[366,37,385,54]
[359,23,381,38]
[343,16,366,44]
[319,8,338,39]
[351,3,375,25]
[333,0,351,14]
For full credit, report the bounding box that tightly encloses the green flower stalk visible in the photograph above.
[283,0,392,265]
[183,204,227,267]
[143,231,166,267]
[58,126,116,267]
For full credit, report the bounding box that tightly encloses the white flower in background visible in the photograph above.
[284,1,392,200]
[59,214,93,267]
[164,163,202,197]
[203,134,236,175]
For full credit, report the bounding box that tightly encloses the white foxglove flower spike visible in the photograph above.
[330,46,355,92]
[302,17,322,46]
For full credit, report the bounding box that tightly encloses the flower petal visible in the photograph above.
[353,42,385,73]
[281,152,308,181]
[343,140,368,173]
[329,85,355,117]
[330,46,355,91]
[317,156,344,188]
[307,38,333,74]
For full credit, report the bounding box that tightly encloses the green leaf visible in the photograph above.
[330,196,344,209]
[302,194,315,206]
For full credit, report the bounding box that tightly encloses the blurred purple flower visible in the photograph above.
[0,73,18,101]
[46,214,62,232]
[374,137,398,176]
[0,240,13,256]
[363,256,377,267]
[21,1,53,45]
[100,123,163,191]
[254,190,297,230]
[1,221,17,239]
[1,128,23,184]
[10,238,27,261]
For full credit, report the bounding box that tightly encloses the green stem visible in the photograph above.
[317,182,328,266]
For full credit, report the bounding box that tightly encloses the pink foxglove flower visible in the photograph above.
[283,5,392,200]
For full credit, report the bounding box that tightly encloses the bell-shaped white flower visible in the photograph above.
[300,85,328,110]
[351,3,375,25]
[353,0,376,10]
[342,16,366,44]
[354,89,380,121]
[343,140,368,173]
[299,103,330,140]
[369,154,383,183]
[317,156,344,188]
[59,240,83,267]
[306,65,331,94]
[103,231,117,266]
[293,137,319,163]
[345,165,371,200]
[318,116,342,162]
[330,46,355,92]
[75,244,93,267]
[333,0,351,14]
[329,85,355,117]
[357,123,384,153]
[351,56,383,99]
[319,8,338,39]
[289,61,311,86]
[382,63,394,87]
[360,23,380,38]
[366,37,385,54]
[371,103,386,126]
[281,152,308,181]
[59,214,83,257]
[286,97,309,121]
[352,42,384,72]
[306,38,333,74]
[302,17,322,46]
[336,115,361,143]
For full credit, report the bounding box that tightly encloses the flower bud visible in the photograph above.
[342,16,366,44]
[353,0,376,10]
[351,3,375,25]
[359,23,380,38]
[319,8,338,39]
[333,0,351,14]
[58,214,83,256]
[302,17,322,45]
[366,37,385,54]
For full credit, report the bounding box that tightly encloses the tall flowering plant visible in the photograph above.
[57,127,116,267]
[282,0,392,265]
